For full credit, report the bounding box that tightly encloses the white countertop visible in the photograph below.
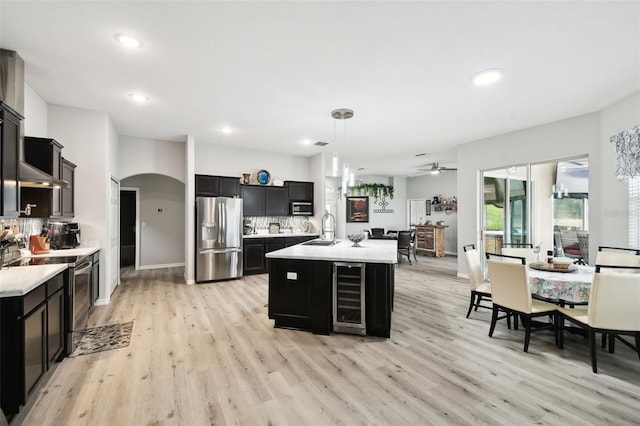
[0,264,68,297]
[243,232,319,239]
[26,247,100,258]
[265,239,398,264]
[0,247,100,298]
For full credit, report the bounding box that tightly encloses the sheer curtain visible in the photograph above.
[630,177,640,248]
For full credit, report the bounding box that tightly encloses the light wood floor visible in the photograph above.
[21,255,640,425]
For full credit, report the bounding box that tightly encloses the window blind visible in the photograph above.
[630,177,640,248]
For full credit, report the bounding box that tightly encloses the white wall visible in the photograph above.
[599,91,640,248]
[23,83,47,137]
[119,136,185,183]
[455,90,640,270]
[48,104,114,302]
[195,144,310,182]
[335,175,407,238]
[407,171,458,254]
[121,174,185,268]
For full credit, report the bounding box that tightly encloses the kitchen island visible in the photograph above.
[265,239,397,337]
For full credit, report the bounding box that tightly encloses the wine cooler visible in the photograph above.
[333,262,366,335]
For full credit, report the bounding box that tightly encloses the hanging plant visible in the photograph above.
[337,183,394,200]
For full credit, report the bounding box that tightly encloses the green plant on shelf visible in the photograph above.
[337,183,394,201]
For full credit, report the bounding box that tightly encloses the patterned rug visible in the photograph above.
[69,321,133,357]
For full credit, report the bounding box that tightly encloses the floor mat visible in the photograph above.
[69,321,133,357]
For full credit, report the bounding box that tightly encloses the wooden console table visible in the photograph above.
[415,225,448,257]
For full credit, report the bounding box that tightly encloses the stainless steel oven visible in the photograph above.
[66,256,92,353]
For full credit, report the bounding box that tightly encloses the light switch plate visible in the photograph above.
[286,272,297,280]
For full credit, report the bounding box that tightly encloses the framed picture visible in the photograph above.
[346,196,369,222]
[425,200,431,216]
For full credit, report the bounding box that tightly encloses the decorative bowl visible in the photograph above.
[347,233,365,247]
[256,169,271,185]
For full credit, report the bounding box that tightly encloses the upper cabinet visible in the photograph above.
[287,181,313,202]
[196,174,314,217]
[195,174,240,198]
[0,102,22,217]
[61,158,76,218]
[240,185,265,216]
[24,137,63,180]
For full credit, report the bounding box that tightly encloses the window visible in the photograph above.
[630,177,640,248]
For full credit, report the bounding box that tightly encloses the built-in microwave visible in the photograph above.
[291,201,313,216]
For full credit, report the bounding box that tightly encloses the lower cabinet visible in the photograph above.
[1,271,66,418]
[268,259,393,336]
[91,251,101,307]
[243,236,317,276]
[243,238,266,275]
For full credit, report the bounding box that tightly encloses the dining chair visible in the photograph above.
[370,227,385,237]
[501,247,537,263]
[558,265,640,373]
[409,230,417,262]
[397,231,412,265]
[596,246,640,270]
[463,244,491,318]
[486,257,558,352]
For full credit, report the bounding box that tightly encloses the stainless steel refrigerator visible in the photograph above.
[195,196,243,282]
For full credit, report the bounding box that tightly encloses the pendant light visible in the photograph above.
[331,108,354,193]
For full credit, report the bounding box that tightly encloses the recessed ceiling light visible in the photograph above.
[115,34,142,49]
[471,68,503,86]
[129,93,148,103]
[220,126,232,134]
[300,138,312,146]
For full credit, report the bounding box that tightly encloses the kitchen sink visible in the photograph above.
[302,239,338,246]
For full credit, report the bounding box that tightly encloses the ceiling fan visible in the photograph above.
[417,163,458,174]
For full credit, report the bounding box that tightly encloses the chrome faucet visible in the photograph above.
[21,203,37,216]
[321,212,336,242]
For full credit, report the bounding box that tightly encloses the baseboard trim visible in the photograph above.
[457,272,469,279]
[94,298,109,306]
[138,262,185,270]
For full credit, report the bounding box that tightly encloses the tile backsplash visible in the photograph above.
[245,216,313,233]
[1,218,45,237]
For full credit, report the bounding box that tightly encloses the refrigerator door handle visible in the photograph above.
[199,247,242,255]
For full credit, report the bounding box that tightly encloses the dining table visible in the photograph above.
[528,262,595,304]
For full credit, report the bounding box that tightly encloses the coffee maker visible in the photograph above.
[48,222,81,249]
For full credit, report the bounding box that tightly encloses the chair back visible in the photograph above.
[588,266,640,330]
[370,227,384,237]
[486,252,527,264]
[397,231,411,249]
[595,251,640,270]
[486,259,532,313]
[501,247,536,263]
[463,245,484,291]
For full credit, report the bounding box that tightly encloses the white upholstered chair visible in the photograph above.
[558,265,640,373]
[501,247,537,263]
[463,244,491,318]
[486,257,558,352]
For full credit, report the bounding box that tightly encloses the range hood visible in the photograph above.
[19,162,54,187]
[1,49,60,189]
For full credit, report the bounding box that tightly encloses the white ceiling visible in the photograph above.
[1,1,638,177]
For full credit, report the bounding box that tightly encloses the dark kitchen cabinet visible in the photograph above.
[61,158,76,218]
[268,258,393,337]
[195,174,219,196]
[287,181,314,202]
[1,271,67,417]
[243,238,266,274]
[240,185,265,216]
[24,136,63,179]
[265,186,288,216]
[244,235,317,276]
[0,102,22,218]
[195,175,240,198]
[268,259,315,331]
[91,250,100,307]
[219,176,240,197]
[268,259,333,334]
